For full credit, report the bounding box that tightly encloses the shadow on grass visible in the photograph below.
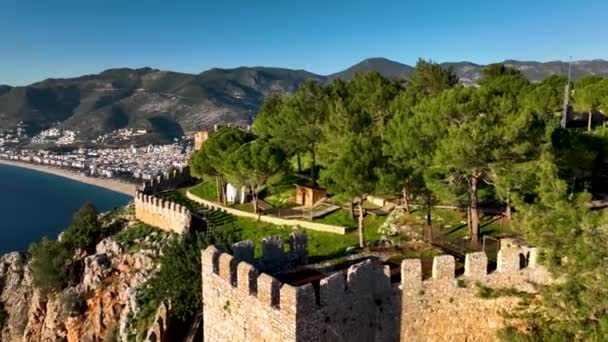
[444,213,503,237]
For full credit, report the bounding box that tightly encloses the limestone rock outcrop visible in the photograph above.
[0,233,165,342]
[379,207,424,244]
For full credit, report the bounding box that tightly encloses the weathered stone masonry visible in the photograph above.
[134,166,194,234]
[230,231,309,274]
[139,166,192,195]
[134,191,191,234]
[400,240,549,341]
[202,236,550,342]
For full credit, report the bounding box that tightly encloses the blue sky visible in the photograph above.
[1,0,606,86]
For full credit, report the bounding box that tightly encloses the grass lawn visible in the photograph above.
[189,181,218,201]
[158,190,201,211]
[231,202,254,212]
[326,193,353,206]
[425,208,512,240]
[313,209,385,231]
[164,187,389,263]
[162,187,511,263]
[262,174,308,208]
[190,176,303,209]
[207,206,386,263]
[314,209,356,226]
[402,207,513,248]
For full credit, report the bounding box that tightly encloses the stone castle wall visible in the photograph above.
[201,232,311,341]
[140,166,192,195]
[400,239,550,341]
[201,236,550,342]
[134,191,191,234]
[230,231,309,274]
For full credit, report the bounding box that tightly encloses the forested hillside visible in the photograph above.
[1,58,608,144]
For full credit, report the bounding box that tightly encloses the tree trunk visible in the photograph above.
[252,186,259,216]
[215,176,221,203]
[221,178,227,206]
[296,153,302,173]
[505,197,512,220]
[469,175,480,242]
[310,149,316,186]
[425,193,432,241]
[588,111,593,132]
[402,187,410,214]
[357,200,365,248]
[425,193,432,227]
[568,176,576,199]
[348,200,354,218]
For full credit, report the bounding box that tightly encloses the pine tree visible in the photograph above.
[501,150,608,341]
[253,80,327,184]
[319,133,382,247]
[573,75,605,132]
[190,127,252,203]
[224,138,288,214]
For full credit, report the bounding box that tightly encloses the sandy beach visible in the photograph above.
[0,159,136,196]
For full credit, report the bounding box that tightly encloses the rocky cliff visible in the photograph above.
[0,209,168,342]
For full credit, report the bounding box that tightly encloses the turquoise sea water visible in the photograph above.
[0,164,131,254]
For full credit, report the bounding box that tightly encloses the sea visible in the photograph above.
[0,164,131,254]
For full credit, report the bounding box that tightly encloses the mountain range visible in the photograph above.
[1,57,608,144]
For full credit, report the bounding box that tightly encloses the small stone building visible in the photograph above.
[295,185,326,208]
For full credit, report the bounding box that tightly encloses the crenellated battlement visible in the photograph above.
[134,191,191,234]
[201,234,550,342]
[230,231,309,274]
[203,245,393,314]
[139,166,192,195]
[204,242,540,315]
[401,242,540,288]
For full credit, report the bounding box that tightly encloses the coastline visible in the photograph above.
[0,159,136,196]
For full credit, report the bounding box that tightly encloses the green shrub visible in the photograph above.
[189,181,218,202]
[134,228,236,326]
[61,202,104,252]
[114,224,164,251]
[28,237,71,294]
[61,290,89,316]
[130,283,161,339]
[28,203,114,294]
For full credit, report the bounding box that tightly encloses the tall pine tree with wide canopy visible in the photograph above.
[319,133,382,247]
[190,127,252,203]
[318,72,397,246]
[223,138,288,214]
[253,80,327,184]
[382,59,459,215]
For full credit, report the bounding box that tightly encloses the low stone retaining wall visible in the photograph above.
[186,191,348,235]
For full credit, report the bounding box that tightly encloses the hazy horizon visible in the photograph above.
[2,0,607,86]
[3,56,608,88]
